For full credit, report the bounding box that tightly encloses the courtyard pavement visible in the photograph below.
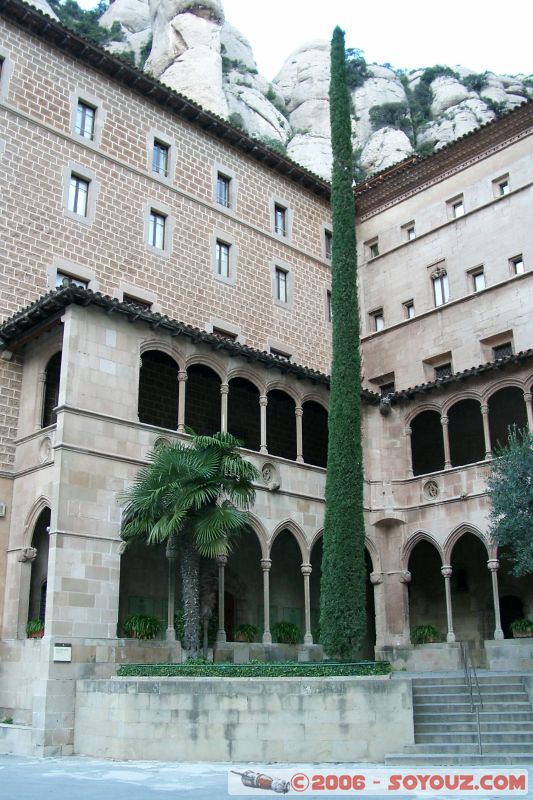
[0,755,532,799]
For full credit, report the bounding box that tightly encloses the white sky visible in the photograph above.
[78,0,532,80]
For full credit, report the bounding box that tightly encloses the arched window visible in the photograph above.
[185,365,221,435]
[411,410,444,476]
[42,351,62,427]
[28,508,50,625]
[138,350,179,429]
[448,399,485,466]
[302,401,328,467]
[267,390,296,460]
[488,387,528,451]
[228,378,260,451]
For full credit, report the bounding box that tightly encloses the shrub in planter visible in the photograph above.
[271,621,302,645]
[234,623,258,643]
[510,618,533,638]
[26,619,44,639]
[123,613,161,640]
[412,624,440,644]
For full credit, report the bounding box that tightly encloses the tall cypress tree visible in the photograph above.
[319,27,366,659]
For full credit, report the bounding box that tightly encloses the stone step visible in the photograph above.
[413,700,532,713]
[416,720,533,733]
[411,675,525,686]
[415,731,533,744]
[413,684,525,695]
[385,753,533,766]
[403,741,533,754]
[415,710,533,724]
[414,689,528,701]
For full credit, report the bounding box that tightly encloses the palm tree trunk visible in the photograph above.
[181,539,200,655]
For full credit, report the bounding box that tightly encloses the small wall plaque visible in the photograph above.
[53,643,72,663]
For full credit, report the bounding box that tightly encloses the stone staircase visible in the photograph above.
[386,674,533,765]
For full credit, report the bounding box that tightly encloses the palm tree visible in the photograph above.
[120,432,258,654]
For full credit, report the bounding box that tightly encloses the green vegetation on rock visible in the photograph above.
[117,661,392,678]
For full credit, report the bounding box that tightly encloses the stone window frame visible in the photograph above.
[365,237,379,260]
[403,299,415,319]
[428,261,449,307]
[369,307,384,333]
[62,163,99,226]
[144,200,175,258]
[213,162,238,214]
[369,371,396,396]
[480,330,514,363]
[447,193,465,220]
[210,229,238,286]
[422,350,453,382]
[47,257,99,292]
[492,173,510,198]
[69,90,106,149]
[116,282,161,313]
[325,287,332,324]
[467,264,486,293]
[270,258,293,309]
[509,254,525,276]
[0,47,13,100]
[206,317,245,344]
[267,337,295,362]
[321,224,333,262]
[146,128,177,185]
[402,221,416,241]
[270,195,293,242]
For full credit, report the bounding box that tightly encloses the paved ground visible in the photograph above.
[0,755,531,799]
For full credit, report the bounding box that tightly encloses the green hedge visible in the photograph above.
[117,661,391,678]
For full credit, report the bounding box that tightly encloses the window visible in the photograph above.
[370,308,384,332]
[434,363,452,380]
[327,290,332,322]
[0,50,12,100]
[510,255,524,275]
[152,140,169,177]
[0,56,4,81]
[148,210,166,249]
[498,179,509,196]
[274,204,287,237]
[402,222,416,241]
[380,382,395,395]
[68,174,89,216]
[493,175,510,197]
[123,294,152,310]
[55,271,88,289]
[471,268,486,292]
[403,300,415,319]
[324,230,332,260]
[217,173,231,208]
[493,342,513,360]
[270,348,291,361]
[75,101,95,140]
[448,195,465,219]
[212,327,237,342]
[275,266,288,303]
[432,270,449,307]
[215,240,230,278]
[367,239,379,259]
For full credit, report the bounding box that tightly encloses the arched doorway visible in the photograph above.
[302,401,328,467]
[185,364,221,435]
[42,352,61,428]
[228,378,260,451]
[408,539,446,641]
[411,410,444,475]
[270,529,304,641]
[118,539,167,636]
[223,529,263,641]
[267,390,296,460]
[450,533,492,645]
[488,387,528,451]
[448,399,485,466]
[138,350,179,429]
[500,595,524,639]
[28,508,51,625]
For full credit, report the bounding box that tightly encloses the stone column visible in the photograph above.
[301,563,313,645]
[295,406,304,463]
[261,558,272,644]
[487,559,504,640]
[405,426,414,478]
[216,554,227,644]
[440,415,452,469]
[177,370,187,433]
[481,403,492,459]
[441,565,456,643]
[381,570,411,647]
[165,533,178,641]
[220,383,229,433]
[259,395,268,455]
[36,369,47,430]
[524,391,533,430]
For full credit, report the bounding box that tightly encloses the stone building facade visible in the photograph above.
[0,0,532,756]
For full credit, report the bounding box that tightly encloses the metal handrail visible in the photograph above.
[462,642,483,754]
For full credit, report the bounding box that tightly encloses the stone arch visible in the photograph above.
[185,363,221,436]
[268,520,308,562]
[410,408,445,476]
[405,402,442,426]
[442,390,482,415]
[22,496,52,550]
[402,530,444,571]
[264,379,301,405]
[300,391,329,411]
[139,338,185,370]
[302,399,328,467]
[245,513,269,559]
[138,349,180,429]
[443,524,490,564]
[227,375,261,451]
[185,352,226,382]
[41,351,62,428]
[482,377,526,402]
[487,385,528,451]
[310,528,380,572]
[267,388,296,460]
[447,397,485,467]
[226,366,265,395]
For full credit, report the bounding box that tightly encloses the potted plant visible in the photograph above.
[26,619,44,639]
[123,613,161,640]
[510,618,533,639]
[234,623,258,643]
[412,624,440,644]
[271,621,302,645]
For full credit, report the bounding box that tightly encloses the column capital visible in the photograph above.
[220,382,229,395]
[178,370,188,382]
[405,426,412,436]
[524,391,532,403]
[480,403,489,414]
[440,415,449,426]
[399,570,411,584]
[260,558,272,572]
[295,406,303,417]
[259,395,268,407]
[487,559,500,572]
[38,370,47,383]
[370,571,383,585]
[300,563,312,576]
[216,554,228,567]
[441,565,452,578]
